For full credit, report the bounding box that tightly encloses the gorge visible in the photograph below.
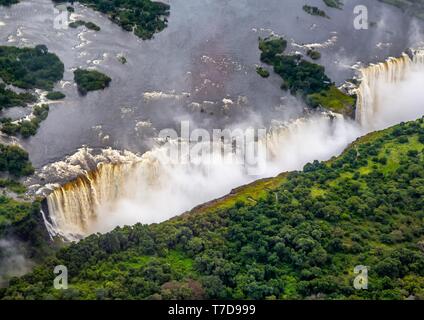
[43,49,424,240]
[1,0,424,302]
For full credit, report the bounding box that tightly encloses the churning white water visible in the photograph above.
[42,50,424,240]
[356,49,424,130]
[42,114,360,240]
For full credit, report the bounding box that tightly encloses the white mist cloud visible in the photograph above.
[89,114,361,234]
[0,239,33,287]
[87,55,424,235]
[373,63,424,129]
[45,52,424,239]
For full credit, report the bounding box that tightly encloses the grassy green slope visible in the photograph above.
[2,118,424,300]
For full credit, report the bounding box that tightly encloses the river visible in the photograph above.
[0,0,420,168]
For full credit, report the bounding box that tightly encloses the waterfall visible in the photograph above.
[42,150,164,240]
[355,49,424,130]
[46,163,135,238]
[41,49,424,241]
[42,114,359,240]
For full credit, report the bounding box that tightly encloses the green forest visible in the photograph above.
[0,144,34,177]
[46,91,66,100]
[0,198,52,268]
[258,37,355,115]
[74,69,111,95]
[0,45,64,91]
[4,0,169,39]
[54,0,170,40]
[2,117,423,300]
[323,0,344,9]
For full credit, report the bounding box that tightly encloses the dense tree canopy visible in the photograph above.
[2,117,424,300]
[0,0,18,6]
[0,197,36,229]
[0,45,64,91]
[0,144,34,177]
[74,69,111,95]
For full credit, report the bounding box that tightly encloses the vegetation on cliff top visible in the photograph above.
[0,198,54,286]
[0,144,34,177]
[258,36,355,114]
[46,91,65,101]
[2,117,424,300]
[0,198,36,229]
[307,85,355,114]
[0,179,26,194]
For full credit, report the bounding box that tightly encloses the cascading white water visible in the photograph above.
[42,49,424,241]
[42,114,360,240]
[356,49,424,130]
[46,161,147,238]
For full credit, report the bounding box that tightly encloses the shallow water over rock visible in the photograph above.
[0,0,421,167]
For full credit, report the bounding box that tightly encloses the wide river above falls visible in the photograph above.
[0,0,421,168]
